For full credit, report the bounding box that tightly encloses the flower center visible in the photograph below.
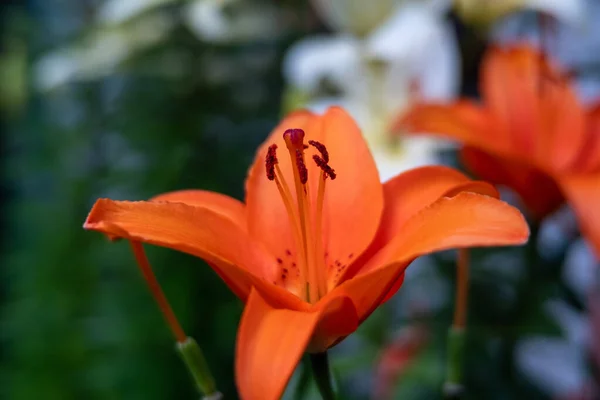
[265,129,336,303]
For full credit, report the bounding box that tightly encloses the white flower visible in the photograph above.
[310,0,402,37]
[283,0,459,180]
[34,14,174,90]
[183,0,284,43]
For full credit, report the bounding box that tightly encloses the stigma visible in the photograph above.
[265,129,336,303]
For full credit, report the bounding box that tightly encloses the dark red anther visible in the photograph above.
[295,149,308,184]
[283,128,305,151]
[312,155,336,180]
[308,140,329,163]
[265,144,278,181]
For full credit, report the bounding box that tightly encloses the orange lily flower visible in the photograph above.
[84,107,528,400]
[399,45,600,258]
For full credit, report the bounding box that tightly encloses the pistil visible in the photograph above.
[284,130,319,303]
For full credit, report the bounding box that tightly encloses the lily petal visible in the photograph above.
[364,192,529,275]
[577,104,600,173]
[151,189,245,227]
[541,81,586,172]
[481,46,544,156]
[341,165,497,284]
[236,288,357,400]
[558,174,600,258]
[332,192,529,321]
[84,199,304,307]
[481,46,588,170]
[319,107,384,274]
[399,100,508,155]
[373,166,498,252]
[461,146,564,219]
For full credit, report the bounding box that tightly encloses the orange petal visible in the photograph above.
[372,166,497,254]
[481,46,544,156]
[84,199,304,308]
[538,74,586,171]
[558,174,600,259]
[461,146,564,219]
[151,190,245,228]
[398,100,509,156]
[378,272,406,304]
[339,165,497,285]
[481,46,587,171]
[236,289,357,400]
[318,107,383,278]
[575,105,600,173]
[332,192,529,322]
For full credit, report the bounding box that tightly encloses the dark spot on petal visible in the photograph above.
[276,258,283,264]
[348,253,354,259]
[285,249,292,256]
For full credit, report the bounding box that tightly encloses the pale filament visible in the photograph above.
[313,169,328,298]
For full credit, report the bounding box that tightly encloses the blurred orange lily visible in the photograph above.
[84,107,528,400]
[399,45,600,258]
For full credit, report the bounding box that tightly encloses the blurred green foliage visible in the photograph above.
[2,1,305,398]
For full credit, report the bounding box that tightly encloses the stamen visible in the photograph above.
[265,129,338,303]
[295,149,308,184]
[264,145,308,296]
[308,140,329,163]
[265,144,278,181]
[309,141,336,295]
[312,155,336,180]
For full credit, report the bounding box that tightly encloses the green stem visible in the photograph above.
[309,352,336,400]
[176,337,222,400]
[443,249,469,399]
[443,327,466,399]
[502,221,541,387]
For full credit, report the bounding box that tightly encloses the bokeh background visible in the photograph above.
[1,0,599,399]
